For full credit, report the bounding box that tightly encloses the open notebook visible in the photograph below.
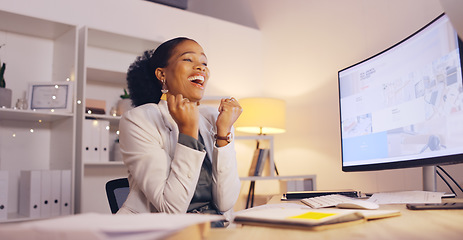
[233,204,400,230]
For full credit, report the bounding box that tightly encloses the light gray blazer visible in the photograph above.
[116,100,241,218]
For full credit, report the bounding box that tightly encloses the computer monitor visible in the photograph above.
[337,13,463,191]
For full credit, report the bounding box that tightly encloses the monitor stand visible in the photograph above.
[422,165,437,192]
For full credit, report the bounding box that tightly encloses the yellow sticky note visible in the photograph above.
[288,212,337,220]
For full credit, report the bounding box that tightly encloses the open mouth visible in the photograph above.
[188,75,205,88]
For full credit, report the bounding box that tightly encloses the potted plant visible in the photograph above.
[116,88,133,116]
[0,60,12,108]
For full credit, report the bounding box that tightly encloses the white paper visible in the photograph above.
[367,191,444,204]
[0,212,224,240]
[236,202,311,215]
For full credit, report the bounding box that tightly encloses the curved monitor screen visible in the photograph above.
[338,13,463,171]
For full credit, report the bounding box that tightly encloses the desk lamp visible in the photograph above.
[234,97,286,208]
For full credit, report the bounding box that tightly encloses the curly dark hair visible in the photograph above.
[126,37,195,107]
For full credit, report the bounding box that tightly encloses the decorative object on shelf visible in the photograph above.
[85,98,106,115]
[27,81,74,112]
[15,97,28,110]
[15,91,28,110]
[0,51,12,108]
[109,106,117,117]
[116,88,133,116]
[234,97,287,208]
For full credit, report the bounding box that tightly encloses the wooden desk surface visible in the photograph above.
[207,196,463,240]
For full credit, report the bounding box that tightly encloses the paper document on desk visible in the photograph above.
[367,191,444,204]
[0,212,224,240]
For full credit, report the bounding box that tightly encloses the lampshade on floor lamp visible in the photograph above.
[235,97,286,209]
[234,97,286,135]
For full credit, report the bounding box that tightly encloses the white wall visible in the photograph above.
[245,0,463,194]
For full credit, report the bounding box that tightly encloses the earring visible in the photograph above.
[161,80,168,94]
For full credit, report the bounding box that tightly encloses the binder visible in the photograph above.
[40,170,52,218]
[99,120,110,162]
[60,170,72,215]
[83,119,110,162]
[83,119,100,163]
[0,171,8,221]
[19,170,41,218]
[50,170,62,217]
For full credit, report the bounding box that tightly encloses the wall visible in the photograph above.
[0,0,263,99]
[245,0,463,194]
[0,0,263,213]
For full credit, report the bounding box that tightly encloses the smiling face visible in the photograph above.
[156,40,210,102]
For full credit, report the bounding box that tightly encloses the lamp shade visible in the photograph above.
[235,97,286,134]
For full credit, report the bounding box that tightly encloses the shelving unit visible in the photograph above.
[75,26,161,213]
[0,10,77,222]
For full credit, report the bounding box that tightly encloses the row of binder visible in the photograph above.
[83,119,110,163]
[18,170,72,219]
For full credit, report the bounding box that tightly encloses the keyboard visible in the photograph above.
[300,194,357,208]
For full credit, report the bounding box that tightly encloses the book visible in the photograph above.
[248,149,261,176]
[255,148,269,176]
[233,206,401,230]
[248,148,270,176]
[234,208,365,230]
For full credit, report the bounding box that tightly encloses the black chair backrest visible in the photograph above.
[105,178,129,214]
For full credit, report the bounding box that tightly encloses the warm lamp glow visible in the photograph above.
[235,97,286,134]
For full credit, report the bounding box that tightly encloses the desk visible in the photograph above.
[208,196,463,240]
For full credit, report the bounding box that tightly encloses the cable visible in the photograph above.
[437,165,463,195]
[436,169,456,195]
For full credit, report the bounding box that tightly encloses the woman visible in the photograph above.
[117,37,242,227]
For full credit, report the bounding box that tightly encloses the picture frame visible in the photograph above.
[28,81,73,112]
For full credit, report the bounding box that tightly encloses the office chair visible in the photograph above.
[105,177,130,214]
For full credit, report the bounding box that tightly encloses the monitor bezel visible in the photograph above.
[338,13,463,172]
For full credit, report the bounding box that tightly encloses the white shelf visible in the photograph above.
[87,28,159,54]
[84,113,121,125]
[0,108,73,122]
[0,10,74,40]
[84,162,124,167]
[86,67,127,85]
[0,10,77,223]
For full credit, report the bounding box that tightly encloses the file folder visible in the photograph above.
[19,170,41,218]
[0,171,8,221]
[40,170,52,218]
[60,170,72,215]
[50,170,62,217]
[83,119,100,163]
[99,120,110,162]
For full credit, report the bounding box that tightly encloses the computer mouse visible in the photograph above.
[336,200,379,210]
